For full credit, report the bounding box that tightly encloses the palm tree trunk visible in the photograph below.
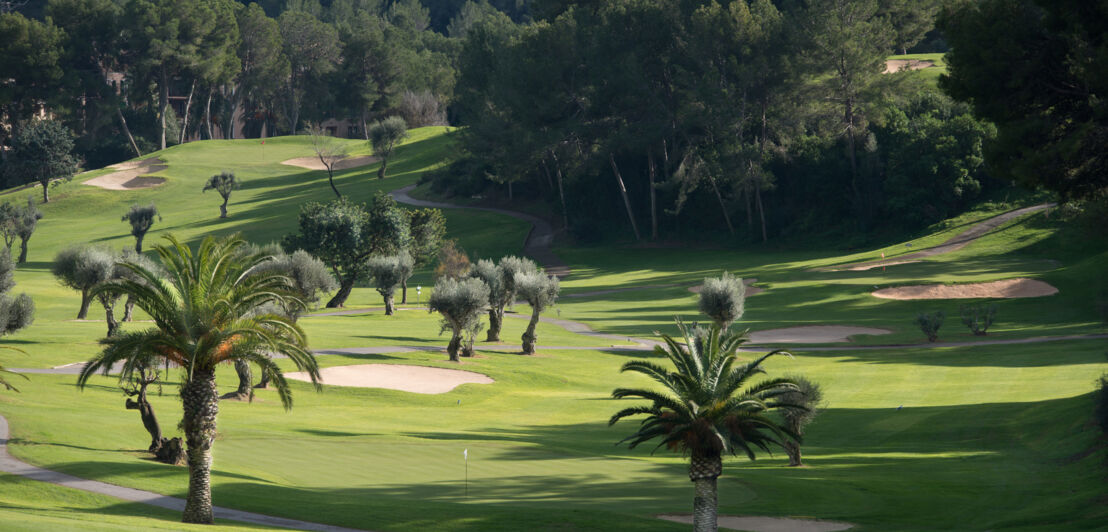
[181,369,218,524]
[689,454,722,532]
[486,307,503,342]
[521,307,540,355]
[785,440,802,467]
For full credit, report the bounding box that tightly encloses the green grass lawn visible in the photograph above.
[0,129,1104,531]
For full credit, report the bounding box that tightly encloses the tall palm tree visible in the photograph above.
[609,322,803,532]
[77,234,321,524]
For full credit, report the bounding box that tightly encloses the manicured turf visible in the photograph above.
[0,129,1104,531]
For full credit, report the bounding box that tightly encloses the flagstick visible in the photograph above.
[464,451,468,499]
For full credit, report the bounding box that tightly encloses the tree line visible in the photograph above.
[0,0,481,170]
[436,0,1002,243]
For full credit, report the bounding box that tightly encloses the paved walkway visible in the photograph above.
[819,204,1054,271]
[0,415,366,531]
[390,185,570,277]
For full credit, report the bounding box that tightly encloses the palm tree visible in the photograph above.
[77,234,321,524]
[609,321,803,532]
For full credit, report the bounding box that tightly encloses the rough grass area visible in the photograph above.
[0,128,1104,531]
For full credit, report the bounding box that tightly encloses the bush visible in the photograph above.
[428,277,489,362]
[916,310,944,342]
[960,304,997,336]
[698,272,745,329]
[397,90,448,128]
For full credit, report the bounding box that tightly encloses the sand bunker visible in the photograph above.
[83,158,167,190]
[286,364,493,394]
[841,259,921,272]
[689,278,764,296]
[281,155,378,171]
[659,514,853,532]
[872,278,1058,300]
[885,59,935,73]
[748,326,891,344]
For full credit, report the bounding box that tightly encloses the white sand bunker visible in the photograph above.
[286,364,493,394]
[885,59,935,73]
[659,514,853,532]
[841,259,921,271]
[748,325,891,344]
[690,278,763,296]
[83,158,167,190]
[872,278,1058,300]
[281,155,378,171]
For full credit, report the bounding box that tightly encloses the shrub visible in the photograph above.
[428,277,489,362]
[960,304,997,336]
[698,272,745,329]
[434,240,470,280]
[916,310,944,342]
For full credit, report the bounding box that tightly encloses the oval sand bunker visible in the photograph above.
[281,155,378,171]
[659,514,853,532]
[286,364,493,394]
[748,326,891,344]
[872,278,1058,300]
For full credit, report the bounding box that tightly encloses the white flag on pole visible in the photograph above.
[464,448,468,460]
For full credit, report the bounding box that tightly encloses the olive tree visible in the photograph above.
[101,249,162,336]
[0,248,33,336]
[202,171,240,219]
[366,252,413,316]
[3,118,78,203]
[486,256,538,342]
[121,203,160,253]
[368,116,408,180]
[428,277,489,362]
[52,245,115,319]
[515,270,560,355]
[284,193,409,308]
[779,375,823,467]
[13,197,41,263]
[698,272,745,329]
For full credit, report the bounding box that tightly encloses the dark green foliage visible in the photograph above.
[4,118,79,203]
[0,248,33,336]
[879,0,941,55]
[697,273,745,330]
[407,208,447,268]
[779,375,823,467]
[279,9,340,133]
[283,192,409,307]
[121,203,160,253]
[51,245,116,320]
[916,310,944,342]
[428,276,489,362]
[202,171,240,218]
[940,0,1108,201]
[368,116,409,179]
[960,304,997,336]
[515,270,558,355]
[0,13,65,139]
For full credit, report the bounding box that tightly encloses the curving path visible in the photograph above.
[820,203,1054,271]
[390,185,570,277]
[0,415,366,531]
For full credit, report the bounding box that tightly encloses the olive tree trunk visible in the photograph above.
[377,157,389,180]
[521,307,540,355]
[326,278,355,308]
[101,298,118,336]
[381,292,395,315]
[221,360,253,401]
[447,332,461,362]
[77,289,92,319]
[689,454,722,532]
[18,236,29,263]
[486,307,504,342]
[134,232,145,254]
[400,279,407,304]
[181,370,218,524]
[219,197,228,219]
[125,383,162,452]
[123,297,135,322]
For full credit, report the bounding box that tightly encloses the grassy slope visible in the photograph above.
[0,129,1105,531]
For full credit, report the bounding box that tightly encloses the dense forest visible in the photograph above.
[2,0,1100,244]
